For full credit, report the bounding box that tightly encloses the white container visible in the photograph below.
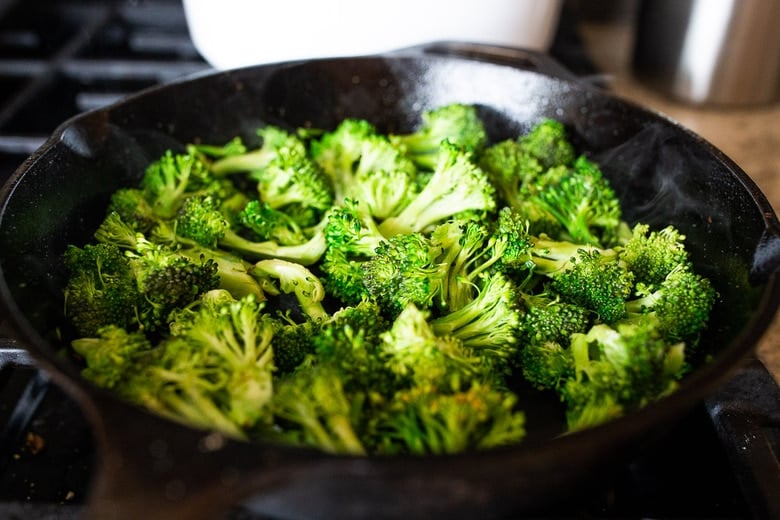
[183,0,563,70]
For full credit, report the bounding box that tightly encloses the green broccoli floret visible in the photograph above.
[309,118,378,203]
[249,259,328,322]
[309,120,417,217]
[561,322,686,431]
[479,139,545,208]
[390,103,488,170]
[625,265,716,343]
[174,194,327,266]
[516,293,590,390]
[517,118,576,169]
[210,126,304,176]
[63,243,141,337]
[362,232,447,315]
[522,156,623,247]
[313,300,393,395]
[320,199,387,304]
[272,363,366,455]
[376,381,525,455]
[71,325,156,390]
[545,247,634,323]
[151,293,276,436]
[380,303,487,390]
[254,144,333,227]
[188,136,247,160]
[141,150,214,219]
[239,199,308,246]
[107,188,159,234]
[429,271,522,373]
[620,223,690,288]
[377,140,496,237]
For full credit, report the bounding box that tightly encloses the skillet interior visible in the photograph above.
[0,48,778,518]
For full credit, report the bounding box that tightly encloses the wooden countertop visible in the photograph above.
[577,19,780,383]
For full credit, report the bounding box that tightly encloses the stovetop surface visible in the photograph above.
[0,1,778,518]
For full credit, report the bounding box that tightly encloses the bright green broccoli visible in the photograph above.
[209,126,305,176]
[561,321,686,431]
[376,381,525,455]
[249,258,329,322]
[377,140,496,237]
[390,103,488,170]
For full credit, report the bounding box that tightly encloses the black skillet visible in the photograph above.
[0,42,779,519]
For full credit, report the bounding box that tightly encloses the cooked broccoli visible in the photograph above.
[377,140,496,237]
[562,322,686,431]
[376,381,525,455]
[209,126,305,176]
[620,223,691,288]
[249,259,328,322]
[272,363,366,455]
[61,106,719,455]
[429,271,522,373]
[380,303,486,389]
[319,199,387,304]
[625,264,716,343]
[253,144,333,227]
[516,292,590,390]
[174,194,327,265]
[390,103,488,170]
[547,247,634,323]
[362,231,447,315]
[521,156,623,247]
[239,199,308,246]
[309,119,417,216]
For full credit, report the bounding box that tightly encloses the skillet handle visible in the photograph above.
[751,222,780,281]
[395,41,582,83]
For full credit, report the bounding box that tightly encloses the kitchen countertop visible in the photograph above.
[576,16,780,383]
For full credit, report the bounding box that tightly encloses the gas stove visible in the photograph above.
[0,1,778,518]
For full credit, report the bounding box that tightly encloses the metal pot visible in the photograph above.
[1,42,778,519]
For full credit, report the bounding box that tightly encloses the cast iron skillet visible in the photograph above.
[0,42,779,519]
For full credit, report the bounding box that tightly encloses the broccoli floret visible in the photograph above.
[625,265,716,343]
[362,232,447,315]
[210,126,305,176]
[239,199,308,246]
[71,325,155,390]
[620,223,690,288]
[249,259,328,322]
[154,293,275,436]
[479,138,545,208]
[272,363,367,455]
[517,118,576,169]
[390,103,488,170]
[380,304,487,390]
[516,293,590,390]
[313,300,393,394]
[548,247,634,323]
[141,150,214,219]
[124,238,220,332]
[63,243,141,337]
[561,322,686,431]
[309,120,417,217]
[254,144,333,227]
[429,271,522,373]
[319,200,387,304]
[522,156,623,247]
[188,136,247,160]
[309,118,378,203]
[377,140,496,237]
[174,194,327,265]
[376,381,525,455]
[270,319,317,374]
[107,188,159,234]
